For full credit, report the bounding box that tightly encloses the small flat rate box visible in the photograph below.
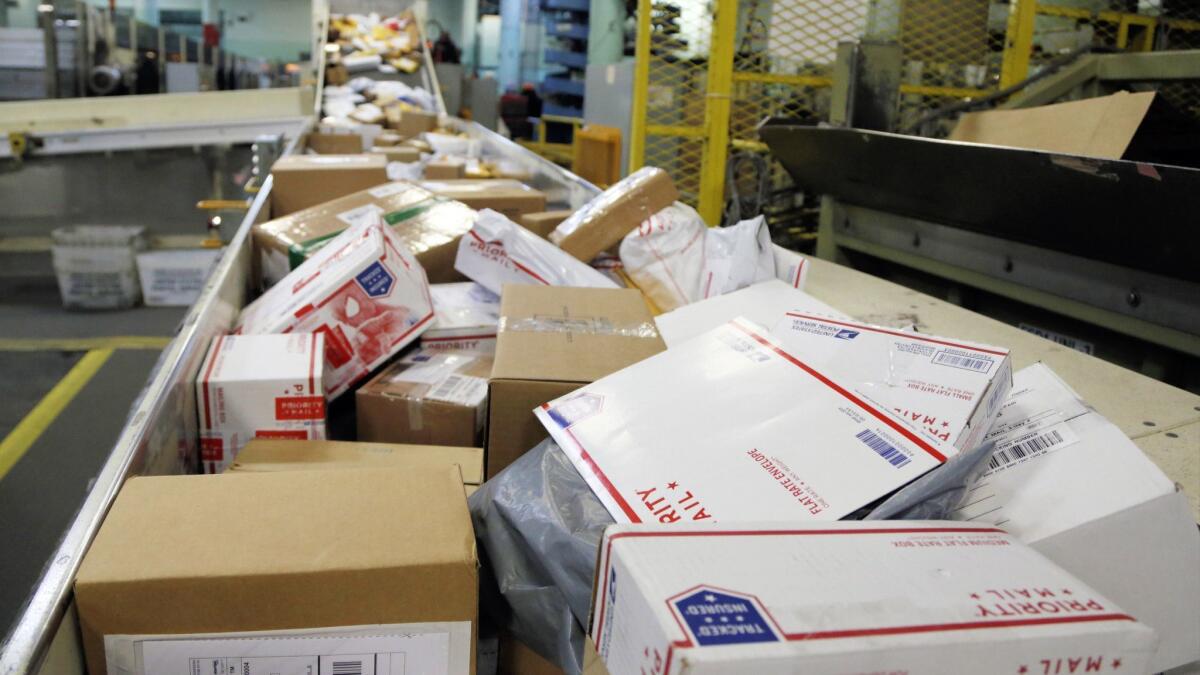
[76,467,477,675]
[196,333,326,474]
[421,282,500,354]
[591,521,1156,675]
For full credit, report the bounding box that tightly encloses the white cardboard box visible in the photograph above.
[771,312,1012,452]
[655,279,850,348]
[454,209,617,295]
[591,520,1156,675]
[420,282,500,354]
[955,363,1200,672]
[237,219,434,399]
[196,333,327,474]
[535,318,955,525]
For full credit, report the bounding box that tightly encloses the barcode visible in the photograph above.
[856,429,911,468]
[332,661,363,675]
[933,351,993,373]
[987,429,1064,471]
[430,374,465,399]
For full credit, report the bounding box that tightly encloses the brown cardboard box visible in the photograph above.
[75,467,477,675]
[420,179,547,222]
[375,130,405,146]
[370,145,421,163]
[499,631,563,675]
[950,91,1155,160]
[387,106,439,137]
[269,154,389,217]
[325,62,349,86]
[306,131,364,154]
[228,438,483,493]
[254,181,474,285]
[425,156,467,179]
[549,167,678,262]
[358,351,492,448]
[487,285,664,476]
[583,636,608,674]
[519,210,574,239]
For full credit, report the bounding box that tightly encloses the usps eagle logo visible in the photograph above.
[670,586,782,646]
[834,329,859,340]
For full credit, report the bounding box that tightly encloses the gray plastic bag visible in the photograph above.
[469,438,613,674]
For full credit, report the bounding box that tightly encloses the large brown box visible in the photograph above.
[487,285,664,477]
[358,352,493,448]
[386,107,439,137]
[269,154,388,216]
[227,438,484,494]
[420,179,547,222]
[253,181,474,285]
[75,467,478,675]
[549,167,678,262]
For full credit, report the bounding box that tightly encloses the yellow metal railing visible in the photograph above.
[624,0,1200,225]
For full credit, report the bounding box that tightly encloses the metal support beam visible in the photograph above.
[697,0,738,225]
[1096,50,1200,81]
[38,3,60,99]
[1002,55,1099,108]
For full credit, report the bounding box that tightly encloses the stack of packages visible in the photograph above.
[72,156,1199,675]
[325,11,425,81]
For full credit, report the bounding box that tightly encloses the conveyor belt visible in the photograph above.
[757,123,1200,284]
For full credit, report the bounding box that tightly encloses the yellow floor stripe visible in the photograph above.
[0,348,115,481]
[0,336,172,352]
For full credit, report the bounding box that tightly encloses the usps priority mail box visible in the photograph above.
[591,520,1156,675]
[535,318,956,525]
[237,219,434,399]
[772,312,1012,452]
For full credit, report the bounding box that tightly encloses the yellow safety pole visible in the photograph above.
[628,0,653,174]
[697,0,737,225]
[1000,0,1037,88]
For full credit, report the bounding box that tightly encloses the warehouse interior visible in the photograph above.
[0,1,1198,674]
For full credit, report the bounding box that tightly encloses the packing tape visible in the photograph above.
[407,396,424,431]
[498,316,659,339]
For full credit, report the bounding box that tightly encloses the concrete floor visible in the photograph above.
[0,276,185,639]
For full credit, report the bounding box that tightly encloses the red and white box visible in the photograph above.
[420,282,501,354]
[591,520,1157,675]
[196,333,327,474]
[237,219,434,399]
[535,318,956,525]
[772,312,1012,451]
[453,209,617,296]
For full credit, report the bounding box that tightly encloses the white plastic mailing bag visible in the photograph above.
[454,209,617,295]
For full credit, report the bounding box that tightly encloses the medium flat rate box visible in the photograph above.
[253,181,475,286]
[488,285,665,477]
[420,179,547,221]
[654,279,849,348]
[422,282,501,354]
[549,167,678,262]
[536,318,955,525]
[591,521,1156,675]
[238,220,434,399]
[772,312,1012,451]
[358,350,492,448]
[227,438,483,494]
[75,467,477,675]
[196,333,326,474]
[956,363,1200,672]
[269,154,388,216]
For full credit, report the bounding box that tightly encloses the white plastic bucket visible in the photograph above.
[135,248,223,307]
[51,225,147,310]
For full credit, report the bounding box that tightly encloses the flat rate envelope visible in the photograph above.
[534,318,955,525]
